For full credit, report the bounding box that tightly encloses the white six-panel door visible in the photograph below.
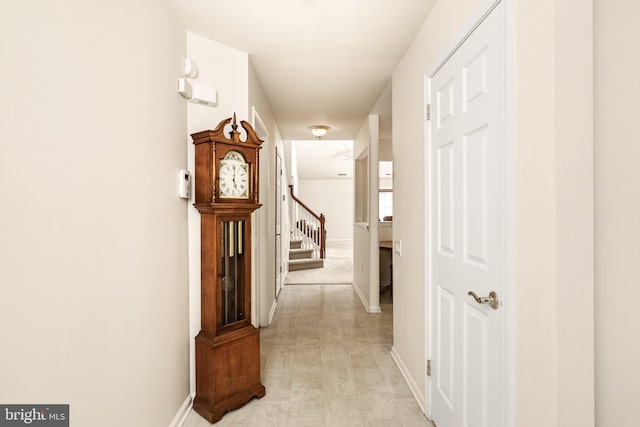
[428,3,505,427]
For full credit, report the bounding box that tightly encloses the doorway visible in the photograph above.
[426,2,509,426]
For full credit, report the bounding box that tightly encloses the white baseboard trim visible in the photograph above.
[368,305,382,313]
[390,346,426,414]
[268,299,278,325]
[351,281,382,313]
[168,393,193,427]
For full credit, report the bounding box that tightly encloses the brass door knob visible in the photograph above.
[467,291,500,310]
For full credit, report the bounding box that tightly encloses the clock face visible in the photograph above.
[219,151,249,199]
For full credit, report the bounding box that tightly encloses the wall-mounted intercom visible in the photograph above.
[179,170,191,199]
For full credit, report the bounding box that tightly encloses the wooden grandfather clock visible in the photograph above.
[191,114,265,423]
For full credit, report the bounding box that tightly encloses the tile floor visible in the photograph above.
[184,284,434,427]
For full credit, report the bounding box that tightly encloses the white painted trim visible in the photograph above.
[503,1,517,426]
[351,281,382,313]
[251,106,268,328]
[391,346,426,415]
[354,222,369,231]
[268,299,278,325]
[424,74,434,419]
[168,393,193,427]
[424,0,514,423]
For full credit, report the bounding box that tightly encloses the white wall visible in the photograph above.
[186,32,249,394]
[297,179,354,241]
[352,115,380,313]
[0,1,190,426]
[393,0,594,424]
[594,1,640,425]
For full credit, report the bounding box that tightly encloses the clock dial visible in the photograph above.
[219,151,249,199]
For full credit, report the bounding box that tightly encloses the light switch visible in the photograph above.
[394,240,402,256]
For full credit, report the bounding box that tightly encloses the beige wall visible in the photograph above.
[554,1,594,425]
[392,0,484,407]
[594,1,640,425]
[0,1,190,425]
[513,0,559,424]
[516,0,594,425]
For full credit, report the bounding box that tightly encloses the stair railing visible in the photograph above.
[289,185,326,259]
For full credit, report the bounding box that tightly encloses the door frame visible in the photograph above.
[424,0,516,424]
[274,146,285,299]
[251,106,270,327]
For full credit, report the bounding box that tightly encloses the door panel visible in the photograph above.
[429,3,505,427]
[437,286,455,408]
[463,303,488,427]
[463,126,489,268]
[437,141,456,257]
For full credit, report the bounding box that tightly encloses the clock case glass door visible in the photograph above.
[219,218,247,329]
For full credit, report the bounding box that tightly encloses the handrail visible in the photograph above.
[289,185,326,259]
[289,185,322,222]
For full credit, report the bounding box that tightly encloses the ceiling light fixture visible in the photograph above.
[310,125,330,139]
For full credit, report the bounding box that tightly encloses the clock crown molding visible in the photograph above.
[191,113,264,148]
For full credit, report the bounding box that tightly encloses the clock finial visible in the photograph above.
[230,113,242,142]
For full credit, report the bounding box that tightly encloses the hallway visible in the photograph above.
[184,285,433,426]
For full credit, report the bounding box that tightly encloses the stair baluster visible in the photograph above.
[289,185,326,260]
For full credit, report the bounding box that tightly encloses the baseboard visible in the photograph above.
[390,346,426,414]
[351,282,382,313]
[168,393,193,427]
[368,305,382,313]
[268,299,278,325]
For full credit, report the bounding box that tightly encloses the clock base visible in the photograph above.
[193,384,265,424]
[193,326,265,423]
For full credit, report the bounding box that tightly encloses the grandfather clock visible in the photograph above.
[191,114,265,423]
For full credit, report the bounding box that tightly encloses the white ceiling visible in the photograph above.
[167,0,436,140]
[294,139,354,179]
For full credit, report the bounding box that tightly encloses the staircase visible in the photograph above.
[288,184,326,272]
[288,239,324,271]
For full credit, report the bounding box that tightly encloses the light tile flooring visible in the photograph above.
[184,284,434,427]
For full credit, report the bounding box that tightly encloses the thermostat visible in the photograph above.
[179,170,191,199]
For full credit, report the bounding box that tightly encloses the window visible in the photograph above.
[378,161,393,221]
[379,190,393,221]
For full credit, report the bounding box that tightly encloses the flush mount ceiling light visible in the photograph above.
[310,125,330,139]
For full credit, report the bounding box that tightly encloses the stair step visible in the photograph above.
[289,239,303,249]
[289,258,324,271]
[289,248,314,260]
